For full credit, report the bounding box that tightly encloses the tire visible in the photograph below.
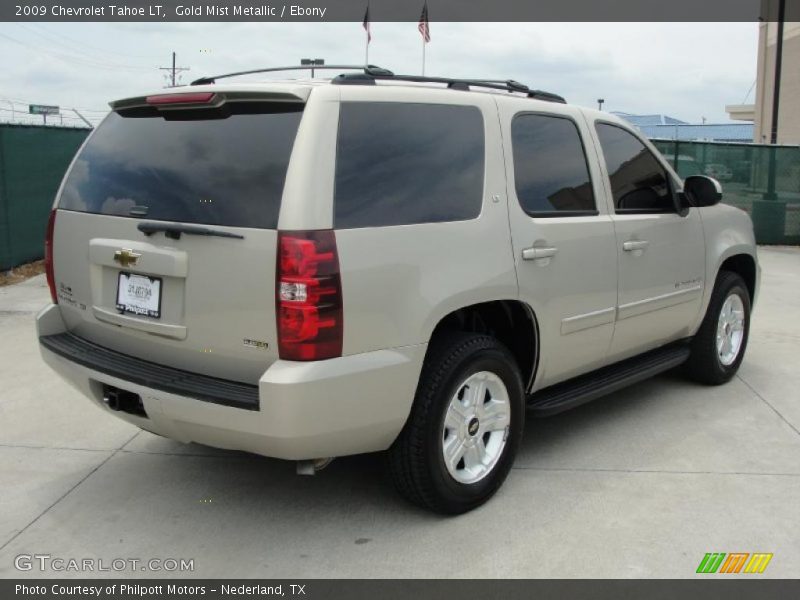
[685,271,751,385]
[388,332,525,514]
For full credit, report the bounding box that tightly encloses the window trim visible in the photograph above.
[333,100,486,230]
[525,209,600,218]
[593,120,682,216]
[510,111,600,219]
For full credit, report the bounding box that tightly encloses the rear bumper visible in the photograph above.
[37,304,426,460]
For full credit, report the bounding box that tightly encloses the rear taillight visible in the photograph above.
[276,230,343,361]
[44,209,57,304]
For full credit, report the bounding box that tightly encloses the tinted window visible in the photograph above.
[595,123,674,212]
[334,102,484,228]
[511,114,596,215]
[59,106,303,229]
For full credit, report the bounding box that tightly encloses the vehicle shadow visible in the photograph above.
[115,369,691,524]
[0,367,726,580]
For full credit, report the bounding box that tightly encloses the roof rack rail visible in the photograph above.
[333,71,567,103]
[190,64,566,104]
[191,64,394,86]
[468,79,565,102]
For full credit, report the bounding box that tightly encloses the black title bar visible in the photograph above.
[5,580,800,600]
[3,0,798,22]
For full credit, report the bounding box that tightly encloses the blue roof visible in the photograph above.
[612,112,689,126]
[638,123,754,142]
[610,111,753,142]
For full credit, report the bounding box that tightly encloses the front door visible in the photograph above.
[590,121,706,362]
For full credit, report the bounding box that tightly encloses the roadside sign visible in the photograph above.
[29,104,60,115]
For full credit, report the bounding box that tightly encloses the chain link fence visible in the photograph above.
[652,139,800,245]
[0,98,108,129]
[0,123,90,271]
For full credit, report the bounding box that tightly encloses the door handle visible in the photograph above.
[622,240,649,252]
[522,246,558,261]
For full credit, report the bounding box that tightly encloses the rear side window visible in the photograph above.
[511,114,596,215]
[334,102,485,228]
[595,123,675,213]
[58,105,303,229]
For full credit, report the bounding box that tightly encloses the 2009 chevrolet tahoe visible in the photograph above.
[37,65,759,514]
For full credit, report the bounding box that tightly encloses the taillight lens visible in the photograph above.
[276,230,343,361]
[44,209,58,304]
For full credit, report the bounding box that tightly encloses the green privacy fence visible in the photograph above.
[651,139,800,245]
[1,127,797,273]
[0,124,90,271]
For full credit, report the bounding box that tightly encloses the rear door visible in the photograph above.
[51,90,306,383]
[499,101,618,389]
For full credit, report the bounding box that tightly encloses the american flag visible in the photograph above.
[418,2,430,43]
[363,5,371,43]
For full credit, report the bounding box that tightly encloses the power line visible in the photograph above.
[741,79,757,105]
[24,23,152,60]
[0,29,151,72]
[17,23,153,70]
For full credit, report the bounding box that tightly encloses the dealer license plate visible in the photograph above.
[115,272,162,319]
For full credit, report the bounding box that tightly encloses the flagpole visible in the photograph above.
[364,2,369,66]
[419,1,428,75]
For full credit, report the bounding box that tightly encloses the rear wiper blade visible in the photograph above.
[137,222,244,240]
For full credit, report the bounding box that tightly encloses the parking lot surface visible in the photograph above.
[1,247,799,578]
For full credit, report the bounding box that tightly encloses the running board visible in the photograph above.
[527,343,691,416]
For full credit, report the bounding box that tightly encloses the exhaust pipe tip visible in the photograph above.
[296,457,334,476]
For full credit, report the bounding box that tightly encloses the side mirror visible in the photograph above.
[682,175,722,208]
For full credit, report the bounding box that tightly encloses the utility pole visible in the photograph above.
[159,51,190,87]
[754,0,787,244]
[765,0,786,201]
[770,0,786,145]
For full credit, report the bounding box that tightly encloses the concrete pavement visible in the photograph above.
[1,247,799,578]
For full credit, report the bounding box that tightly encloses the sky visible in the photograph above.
[0,22,758,127]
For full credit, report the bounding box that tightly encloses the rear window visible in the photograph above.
[511,114,596,216]
[58,104,302,229]
[334,102,485,228]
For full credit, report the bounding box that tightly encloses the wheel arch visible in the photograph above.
[425,300,540,393]
[693,247,758,335]
[718,253,757,304]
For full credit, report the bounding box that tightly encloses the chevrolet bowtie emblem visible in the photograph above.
[113,248,141,268]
